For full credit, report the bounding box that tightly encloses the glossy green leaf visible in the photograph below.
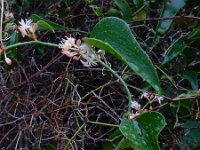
[37,20,55,32]
[182,71,199,91]
[157,0,186,34]
[119,112,166,150]
[162,38,186,65]
[84,17,162,94]
[113,0,132,21]
[30,14,65,30]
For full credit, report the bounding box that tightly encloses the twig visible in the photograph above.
[88,121,119,127]
[64,123,85,150]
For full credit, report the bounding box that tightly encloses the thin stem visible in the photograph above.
[64,123,85,150]
[88,121,119,127]
[0,0,4,45]
[6,39,59,50]
[96,59,132,112]
[82,80,117,99]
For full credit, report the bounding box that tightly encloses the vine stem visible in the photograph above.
[96,59,133,112]
[0,0,4,45]
[88,121,119,127]
[6,39,59,50]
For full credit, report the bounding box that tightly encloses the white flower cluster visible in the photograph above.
[140,92,164,104]
[129,101,141,119]
[131,101,141,111]
[59,36,97,67]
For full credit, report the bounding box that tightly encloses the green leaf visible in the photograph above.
[6,31,22,60]
[156,0,186,34]
[84,17,162,94]
[187,25,200,44]
[133,0,144,8]
[119,112,166,150]
[113,0,132,21]
[182,120,200,150]
[103,129,134,150]
[37,20,55,32]
[182,71,199,91]
[162,38,186,65]
[107,8,122,18]
[90,5,104,18]
[30,14,65,30]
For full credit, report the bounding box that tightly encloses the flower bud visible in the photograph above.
[33,23,38,32]
[5,57,12,65]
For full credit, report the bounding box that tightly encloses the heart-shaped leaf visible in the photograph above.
[119,112,166,150]
[84,17,162,94]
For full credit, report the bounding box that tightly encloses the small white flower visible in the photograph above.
[59,36,76,52]
[79,43,97,67]
[18,19,37,38]
[131,101,141,110]
[140,92,149,99]
[154,96,164,104]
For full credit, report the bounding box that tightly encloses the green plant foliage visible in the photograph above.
[182,71,199,91]
[119,112,166,150]
[182,120,200,149]
[84,17,162,94]
[162,39,186,65]
[107,8,122,18]
[37,20,55,32]
[6,31,22,60]
[103,129,135,150]
[33,145,41,150]
[113,0,132,21]
[187,25,200,44]
[90,5,104,18]
[30,14,65,31]
[133,0,144,9]
[156,0,187,34]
